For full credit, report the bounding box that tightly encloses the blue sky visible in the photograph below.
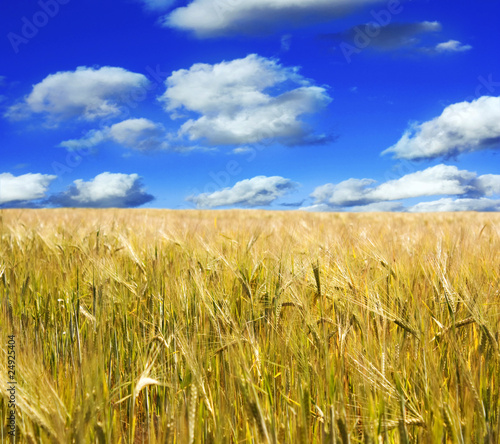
[1,0,500,211]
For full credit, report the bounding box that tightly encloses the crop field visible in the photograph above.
[0,209,499,443]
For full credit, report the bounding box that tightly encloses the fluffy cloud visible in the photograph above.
[60,129,109,151]
[49,172,154,208]
[61,118,169,152]
[409,198,500,212]
[310,165,500,210]
[435,40,472,53]
[323,21,442,50]
[108,119,168,150]
[474,174,500,196]
[383,96,500,160]
[370,166,477,201]
[187,175,297,208]
[0,173,56,205]
[160,54,331,146]
[6,66,149,122]
[312,179,375,206]
[163,0,384,37]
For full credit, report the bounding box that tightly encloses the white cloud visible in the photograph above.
[435,40,472,53]
[0,173,56,205]
[383,96,500,159]
[409,198,500,212]
[311,165,500,210]
[49,172,154,208]
[299,203,332,212]
[232,147,254,155]
[475,174,500,196]
[347,201,406,212]
[163,0,384,37]
[6,66,149,122]
[370,165,477,201]
[311,179,374,206]
[60,129,109,151]
[60,118,169,152]
[160,54,331,146]
[299,196,500,213]
[187,175,297,208]
[109,119,168,150]
[300,201,403,212]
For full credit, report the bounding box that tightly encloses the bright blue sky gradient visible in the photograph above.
[1,0,499,211]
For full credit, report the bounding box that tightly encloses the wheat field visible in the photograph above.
[0,209,499,443]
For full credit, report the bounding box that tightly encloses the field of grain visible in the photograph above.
[1,209,499,443]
